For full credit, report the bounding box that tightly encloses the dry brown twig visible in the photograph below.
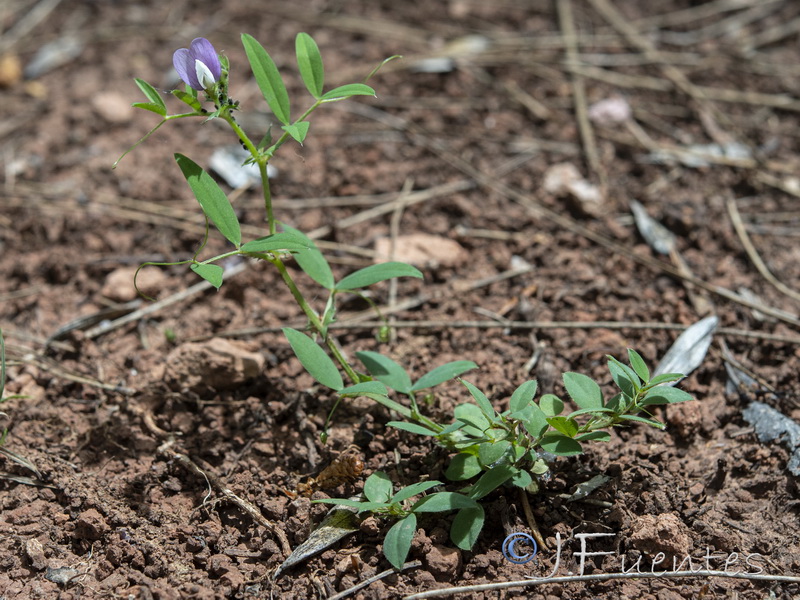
[557,0,604,185]
[343,102,800,329]
[402,569,800,600]
[633,0,778,31]
[519,487,548,551]
[566,62,800,113]
[156,438,292,557]
[744,12,800,54]
[386,179,416,339]
[655,0,784,47]
[726,197,800,304]
[586,0,746,145]
[305,179,473,241]
[326,561,422,600]
[195,320,800,347]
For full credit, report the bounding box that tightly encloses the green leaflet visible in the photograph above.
[174,154,241,248]
[336,262,422,291]
[296,33,324,98]
[190,263,223,289]
[282,328,343,391]
[241,34,291,125]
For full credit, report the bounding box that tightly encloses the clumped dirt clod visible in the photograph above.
[2,1,800,599]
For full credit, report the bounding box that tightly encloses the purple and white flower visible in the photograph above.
[173,38,221,91]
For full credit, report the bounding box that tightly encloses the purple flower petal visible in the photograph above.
[173,38,221,91]
[189,38,221,82]
[173,47,201,90]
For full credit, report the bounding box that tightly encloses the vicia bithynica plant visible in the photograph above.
[120,32,694,571]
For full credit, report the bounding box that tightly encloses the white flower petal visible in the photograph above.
[195,59,216,90]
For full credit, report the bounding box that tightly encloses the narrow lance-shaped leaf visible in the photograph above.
[321,83,375,102]
[241,34,291,125]
[338,381,388,397]
[133,78,166,115]
[280,225,334,289]
[568,407,615,418]
[411,360,478,392]
[618,414,665,429]
[460,379,495,419]
[336,262,423,291]
[641,386,693,405]
[172,88,203,111]
[464,465,517,500]
[411,492,480,512]
[391,480,443,504]
[387,421,439,436]
[282,328,343,391]
[135,78,165,107]
[355,351,413,395]
[296,32,324,98]
[575,431,611,442]
[132,101,166,116]
[175,154,241,247]
[240,231,310,254]
[645,373,685,387]
[628,348,650,382]
[607,358,640,399]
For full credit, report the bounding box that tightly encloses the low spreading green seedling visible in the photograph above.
[120,32,695,571]
[315,472,483,569]
[321,349,690,567]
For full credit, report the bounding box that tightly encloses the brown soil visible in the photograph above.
[2,1,800,598]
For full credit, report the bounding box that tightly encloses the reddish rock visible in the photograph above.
[164,338,266,391]
[629,513,692,557]
[425,544,461,579]
[74,509,109,541]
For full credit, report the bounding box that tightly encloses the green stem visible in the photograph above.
[260,162,275,235]
[114,112,198,168]
[221,103,362,383]
[222,111,258,156]
[266,100,322,157]
[414,412,444,433]
[220,112,276,234]
[271,257,359,384]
